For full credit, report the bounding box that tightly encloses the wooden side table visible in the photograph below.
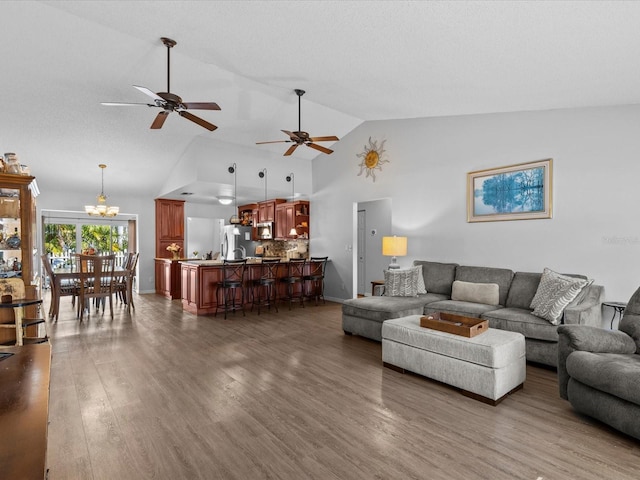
[371,280,385,296]
[602,301,627,329]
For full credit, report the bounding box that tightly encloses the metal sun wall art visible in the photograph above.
[357,137,389,182]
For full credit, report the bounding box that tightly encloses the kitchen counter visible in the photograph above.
[180,258,325,315]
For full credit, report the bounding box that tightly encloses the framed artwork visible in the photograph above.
[467,159,553,223]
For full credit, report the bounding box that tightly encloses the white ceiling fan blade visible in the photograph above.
[133,85,165,103]
[101,102,156,107]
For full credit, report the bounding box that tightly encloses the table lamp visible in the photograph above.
[382,236,407,270]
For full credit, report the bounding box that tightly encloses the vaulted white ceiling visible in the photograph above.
[2,1,640,204]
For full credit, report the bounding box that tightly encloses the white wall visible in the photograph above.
[312,104,640,303]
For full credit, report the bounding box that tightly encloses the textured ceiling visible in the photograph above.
[2,1,640,204]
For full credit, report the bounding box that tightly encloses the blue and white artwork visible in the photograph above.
[473,166,545,216]
[467,159,552,222]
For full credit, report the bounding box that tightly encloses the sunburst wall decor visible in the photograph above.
[356,137,389,182]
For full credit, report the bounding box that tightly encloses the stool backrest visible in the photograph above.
[222,259,247,283]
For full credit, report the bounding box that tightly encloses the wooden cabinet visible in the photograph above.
[275,201,309,240]
[238,203,259,240]
[155,198,184,258]
[257,199,285,223]
[0,173,37,290]
[155,258,182,299]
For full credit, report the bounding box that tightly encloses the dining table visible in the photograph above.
[48,265,134,319]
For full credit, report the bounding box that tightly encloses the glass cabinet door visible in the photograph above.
[0,174,37,286]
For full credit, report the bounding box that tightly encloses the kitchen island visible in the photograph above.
[180,258,325,315]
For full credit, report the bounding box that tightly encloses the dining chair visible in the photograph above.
[115,252,138,312]
[77,254,116,320]
[280,258,306,310]
[41,254,77,320]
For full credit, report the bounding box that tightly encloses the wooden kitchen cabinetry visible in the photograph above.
[155,198,184,258]
[237,203,258,226]
[275,200,309,240]
[154,258,182,300]
[257,199,285,223]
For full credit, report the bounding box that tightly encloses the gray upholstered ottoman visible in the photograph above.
[382,315,526,405]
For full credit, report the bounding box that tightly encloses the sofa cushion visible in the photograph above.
[530,268,589,325]
[482,307,559,342]
[455,265,514,306]
[424,300,503,318]
[412,261,458,296]
[620,287,640,352]
[505,272,542,309]
[451,280,500,306]
[384,268,418,297]
[567,351,640,406]
[342,294,446,323]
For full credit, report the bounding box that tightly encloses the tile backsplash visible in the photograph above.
[261,239,309,259]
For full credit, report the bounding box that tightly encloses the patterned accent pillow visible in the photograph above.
[412,266,427,294]
[530,268,589,325]
[384,268,419,297]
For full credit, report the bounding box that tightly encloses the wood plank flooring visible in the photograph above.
[45,293,640,480]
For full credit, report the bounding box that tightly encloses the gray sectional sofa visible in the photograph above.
[342,261,604,367]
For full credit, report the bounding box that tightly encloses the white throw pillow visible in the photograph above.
[451,280,500,305]
[384,268,419,297]
[530,268,589,325]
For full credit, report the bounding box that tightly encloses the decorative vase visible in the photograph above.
[171,251,180,260]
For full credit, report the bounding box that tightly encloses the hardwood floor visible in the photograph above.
[45,293,639,480]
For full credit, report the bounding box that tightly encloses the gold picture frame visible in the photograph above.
[467,159,553,223]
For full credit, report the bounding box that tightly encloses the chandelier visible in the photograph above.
[85,164,119,217]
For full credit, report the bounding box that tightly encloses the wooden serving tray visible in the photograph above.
[420,312,488,337]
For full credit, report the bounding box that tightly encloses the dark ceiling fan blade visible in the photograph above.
[284,144,299,156]
[281,130,302,141]
[255,140,293,145]
[101,102,156,107]
[178,111,218,131]
[150,111,170,129]
[307,143,333,155]
[133,85,166,103]
[181,102,221,111]
[309,135,339,142]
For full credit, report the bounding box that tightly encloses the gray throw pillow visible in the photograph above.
[530,268,589,325]
[384,268,419,297]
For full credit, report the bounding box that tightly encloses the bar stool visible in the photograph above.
[251,259,280,314]
[215,259,247,319]
[280,258,306,310]
[304,256,328,305]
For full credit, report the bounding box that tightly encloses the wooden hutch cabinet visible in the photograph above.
[0,173,39,344]
[154,198,185,299]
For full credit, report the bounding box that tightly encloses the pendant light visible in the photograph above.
[286,173,297,237]
[85,164,119,217]
[228,164,240,232]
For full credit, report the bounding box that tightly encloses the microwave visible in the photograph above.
[256,222,273,239]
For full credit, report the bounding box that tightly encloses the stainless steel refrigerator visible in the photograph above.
[221,225,257,260]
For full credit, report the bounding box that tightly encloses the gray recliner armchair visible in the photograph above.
[557,287,640,440]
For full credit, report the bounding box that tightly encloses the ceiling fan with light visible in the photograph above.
[102,37,221,131]
[256,89,339,156]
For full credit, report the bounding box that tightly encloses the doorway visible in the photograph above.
[354,198,392,297]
